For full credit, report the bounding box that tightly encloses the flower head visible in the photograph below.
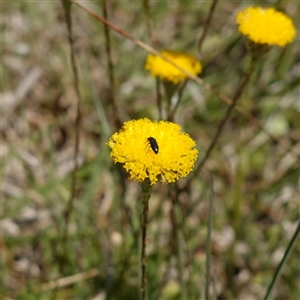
[145,50,202,84]
[236,7,296,47]
[107,118,198,185]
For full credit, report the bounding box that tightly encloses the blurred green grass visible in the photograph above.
[1,1,300,299]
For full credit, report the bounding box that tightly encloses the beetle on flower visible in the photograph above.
[107,118,198,185]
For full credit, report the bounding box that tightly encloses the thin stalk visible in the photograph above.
[59,0,82,274]
[205,176,214,300]
[263,220,300,300]
[192,59,255,182]
[197,0,219,56]
[140,178,152,300]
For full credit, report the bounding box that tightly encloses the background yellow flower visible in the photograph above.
[145,50,202,84]
[236,7,296,47]
[107,118,198,184]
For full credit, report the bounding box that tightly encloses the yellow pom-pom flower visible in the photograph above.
[145,50,202,84]
[236,7,296,47]
[107,118,198,185]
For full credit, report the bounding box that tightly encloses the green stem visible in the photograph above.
[263,220,300,300]
[197,0,219,56]
[196,60,253,175]
[140,178,152,300]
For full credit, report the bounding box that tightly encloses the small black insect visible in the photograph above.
[147,137,159,154]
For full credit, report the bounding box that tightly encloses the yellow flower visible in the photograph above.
[107,118,198,185]
[236,7,296,47]
[145,50,202,84]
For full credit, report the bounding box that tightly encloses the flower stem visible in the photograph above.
[197,0,219,56]
[140,178,152,300]
[195,59,255,175]
[263,220,300,300]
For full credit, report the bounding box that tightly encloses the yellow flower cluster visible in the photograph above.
[107,118,198,185]
[145,50,202,84]
[236,7,296,47]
